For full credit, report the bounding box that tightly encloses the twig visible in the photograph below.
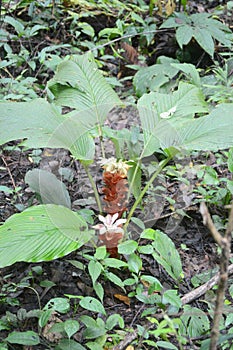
[1,154,23,204]
[112,330,137,350]
[181,263,233,305]
[200,202,233,350]
[199,202,223,246]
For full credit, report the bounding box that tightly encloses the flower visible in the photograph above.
[93,213,126,237]
[101,158,130,215]
[101,158,131,177]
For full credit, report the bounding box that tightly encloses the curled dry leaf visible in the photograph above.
[42,311,63,343]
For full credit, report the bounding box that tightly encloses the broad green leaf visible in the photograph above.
[128,253,142,274]
[70,131,95,164]
[138,82,208,156]
[0,99,64,147]
[79,297,106,315]
[180,305,210,337]
[105,314,124,330]
[88,260,103,285]
[228,147,233,172]
[94,282,104,302]
[4,15,24,34]
[177,104,233,151]
[171,63,201,87]
[48,52,121,124]
[139,92,233,155]
[118,240,138,255]
[105,272,125,289]
[25,169,71,208]
[0,204,94,267]
[133,56,179,97]
[156,341,178,350]
[162,290,182,308]
[193,27,214,57]
[6,331,40,345]
[94,246,107,260]
[176,25,194,48]
[64,320,80,339]
[0,99,94,163]
[44,297,70,313]
[140,275,163,291]
[142,229,183,281]
[56,339,86,350]
[102,258,128,269]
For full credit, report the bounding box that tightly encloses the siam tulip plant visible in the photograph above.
[1,52,233,268]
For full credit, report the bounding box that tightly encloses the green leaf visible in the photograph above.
[79,297,106,315]
[94,246,107,260]
[139,94,233,155]
[118,240,138,255]
[0,186,13,194]
[140,275,163,291]
[180,305,210,337]
[162,290,182,308]
[0,99,64,148]
[193,27,215,57]
[176,25,194,48]
[105,272,125,289]
[142,229,183,281]
[70,132,95,164]
[128,253,142,274]
[64,320,80,339]
[228,148,233,172]
[138,82,208,156]
[105,314,124,330]
[102,258,128,269]
[80,316,106,339]
[0,204,94,267]
[25,169,71,208]
[88,260,103,285]
[44,297,70,313]
[39,309,52,328]
[94,282,104,302]
[48,52,121,124]
[56,339,86,350]
[133,56,179,97]
[4,15,24,34]
[156,341,178,349]
[6,331,40,345]
[171,63,201,87]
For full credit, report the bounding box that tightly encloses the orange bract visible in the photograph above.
[102,171,128,215]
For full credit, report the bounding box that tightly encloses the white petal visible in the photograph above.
[111,212,119,224]
[98,215,106,224]
[115,218,127,226]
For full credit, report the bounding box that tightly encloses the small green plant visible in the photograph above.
[160,12,233,58]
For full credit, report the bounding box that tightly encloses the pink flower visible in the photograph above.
[93,213,126,237]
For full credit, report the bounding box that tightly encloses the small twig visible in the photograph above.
[112,330,138,350]
[1,154,23,204]
[181,263,233,305]
[200,202,233,350]
[199,202,223,246]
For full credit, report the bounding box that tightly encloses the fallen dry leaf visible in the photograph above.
[114,293,131,306]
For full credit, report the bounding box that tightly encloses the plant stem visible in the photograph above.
[98,124,106,159]
[83,163,102,214]
[124,156,172,230]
